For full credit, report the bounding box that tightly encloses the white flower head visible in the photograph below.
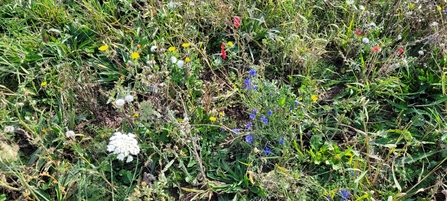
[66,130,75,138]
[170,56,177,64]
[150,46,158,52]
[4,126,14,133]
[362,37,369,44]
[359,5,365,11]
[146,59,156,66]
[177,60,185,68]
[107,132,140,163]
[418,50,424,55]
[125,95,134,103]
[167,1,178,9]
[116,99,125,107]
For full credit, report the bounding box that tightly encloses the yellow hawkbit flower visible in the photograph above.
[133,113,139,118]
[182,43,190,48]
[98,45,109,51]
[41,81,47,87]
[131,52,140,59]
[437,6,441,11]
[168,46,176,52]
[185,57,191,63]
[311,95,318,102]
[209,117,217,122]
[227,41,234,47]
[41,129,47,133]
[219,111,224,117]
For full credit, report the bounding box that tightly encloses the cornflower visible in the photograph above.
[263,147,271,155]
[339,189,351,201]
[232,128,240,134]
[249,113,256,120]
[267,110,272,116]
[245,135,253,143]
[249,68,256,76]
[279,139,284,144]
[253,108,258,113]
[244,78,251,89]
[260,115,268,124]
[246,121,252,130]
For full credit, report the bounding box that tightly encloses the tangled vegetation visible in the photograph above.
[1,0,447,200]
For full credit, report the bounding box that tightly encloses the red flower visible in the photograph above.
[355,29,364,36]
[221,42,227,59]
[398,48,404,54]
[234,16,241,28]
[371,45,381,52]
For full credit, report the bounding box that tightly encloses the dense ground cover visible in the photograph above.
[1,0,447,200]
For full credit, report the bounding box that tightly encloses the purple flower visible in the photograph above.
[267,110,273,116]
[249,68,256,76]
[245,134,253,143]
[253,85,258,90]
[232,128,240,134]
[294,101,299,107]
[253,108,258,114]
[289,106,293,111]
[279,139,284,144]
[249,113,256,120]
[339,189,350,201]
[244,78,251,89]
[263,147,271,155]
[246,122,252,129]
[260,115,268,124]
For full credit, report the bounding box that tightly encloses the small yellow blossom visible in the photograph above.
[133,113,139,118]
[209,117,217,122]
[227,41,234,47]
[98,45,109,51]
[41,81,47,87]
[437,6,441,11]
[131,52,140,59]
[120,75,125,80]
[41,129,47,133]
[182,43,190,48]
[253,147,260,153]
[141,181,147,187]
[311,95,318,102]
[219,111,224,117]
[185,57,191,63]
[168,46,176,52]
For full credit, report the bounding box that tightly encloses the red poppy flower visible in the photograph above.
[371,45,381,52]
[221,42,227,59]
[398,48,404,54]
[355,29,364,36]
[234,16,241,28]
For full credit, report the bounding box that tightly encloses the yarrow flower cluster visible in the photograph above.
[115,95,134,107]
[66,130,75,138]
[107,132,140,163]
[4,126,14,133]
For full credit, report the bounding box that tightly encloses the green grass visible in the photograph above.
[1,0,447,200]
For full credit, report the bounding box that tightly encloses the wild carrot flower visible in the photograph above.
[263,147,271,155]
[260,115,268,124]
[177,60,185,68]
[66,130,75,138]
[233,16,241,28]
[98,45,109,51]
[116,99,125,107]
[418,50,424,55]
[150,46,158,52]
[107,132,140,163]
[131,52,140,59]
[4,126,14,133]
[362,38,369,44]
[245,134,253,143]
[249,68,257,76]
[125,95,134,103]
[371,45,381,52]
[170,56,177,63]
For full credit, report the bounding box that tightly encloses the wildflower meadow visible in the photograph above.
[1,0,447,200]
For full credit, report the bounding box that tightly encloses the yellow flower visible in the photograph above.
[168,46,176,52]
[131,52,140,59]
[209,117,217,122]
[219,111,224,117]
[98,45,109,51]
[133,113,139,118]
[311,95,318,102]
[437,6,442,11]
[185,57,191,63]
[227,41,234,47]
[41,81,47,87]
[182,43,190,48]
[253,147,260,153]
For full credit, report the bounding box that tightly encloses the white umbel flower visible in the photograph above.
[150,46,158,52]
[107,132,140,163]
[4,126,14,133]
[362,37,369,44]
[170,56,177,64]
[116,99,125,107]
[125,95,134,103]
[418,50,424,55]
[66,130,75,138]
[177,60,185,68]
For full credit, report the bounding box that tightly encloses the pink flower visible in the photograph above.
[371,45,381,52]
[233,16,241,28]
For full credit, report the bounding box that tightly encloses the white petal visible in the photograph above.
[126,156,133,163]
[116,153,125,161]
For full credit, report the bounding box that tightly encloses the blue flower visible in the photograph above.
[246,122,252,130]
[249,113,256,120]
[260,115,268,124]
[263,147,271,155]
[244,78,251,89]
[279,139,284,144]
[245,135,253,143]
[253,108,258,114]
[294,101,299,107]
[232,128,240,134]
[267,110,273,116]
[253,85,258,90]
[339,189,350,201]
[249,68,257,76]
